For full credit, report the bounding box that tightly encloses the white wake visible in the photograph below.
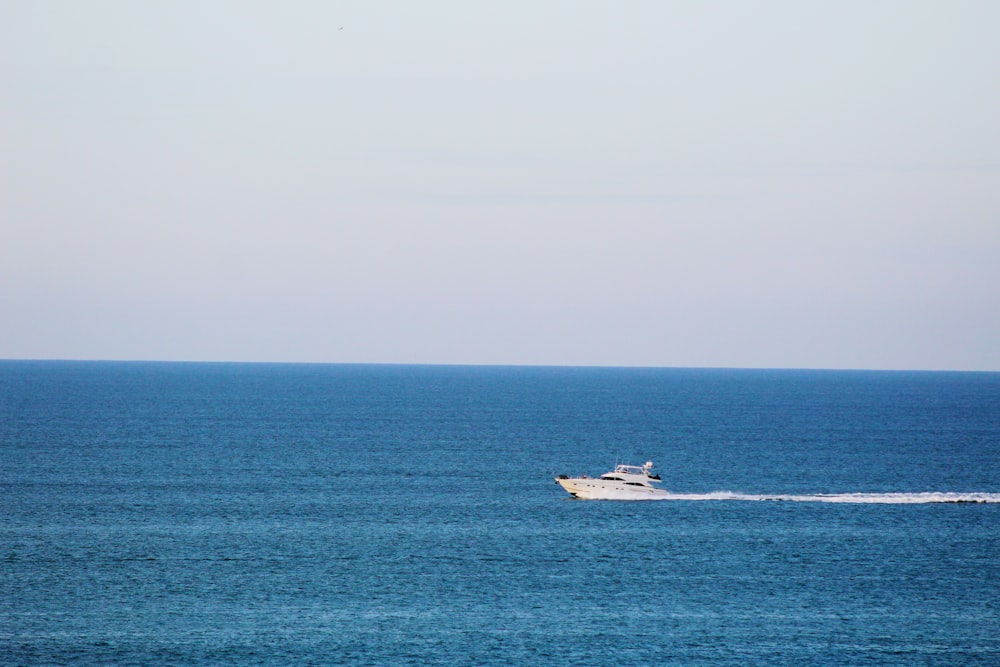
[635,491,1000,504]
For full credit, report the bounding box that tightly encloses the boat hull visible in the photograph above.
[556,477,670,500]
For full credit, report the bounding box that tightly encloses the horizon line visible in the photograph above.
[1,357,997,374]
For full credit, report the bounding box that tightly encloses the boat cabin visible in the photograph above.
[600,462,661,482]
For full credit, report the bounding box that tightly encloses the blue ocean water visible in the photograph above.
[2,361,999,666]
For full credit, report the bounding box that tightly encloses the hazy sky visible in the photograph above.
[2,1,998,369]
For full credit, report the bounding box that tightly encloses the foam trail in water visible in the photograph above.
[648,492,1000,504]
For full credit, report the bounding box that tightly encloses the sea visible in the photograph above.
[2,361,999,666]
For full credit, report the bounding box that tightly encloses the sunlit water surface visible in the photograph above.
[3,362,999,665]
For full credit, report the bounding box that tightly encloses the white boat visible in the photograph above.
[555,461,668,500]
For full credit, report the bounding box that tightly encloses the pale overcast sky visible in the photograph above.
[2,1,998,369]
